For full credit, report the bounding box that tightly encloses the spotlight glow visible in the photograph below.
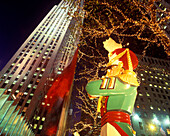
[134,114,140,120]
[149,124,156,131]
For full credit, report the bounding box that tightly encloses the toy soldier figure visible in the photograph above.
[86,38,139,136]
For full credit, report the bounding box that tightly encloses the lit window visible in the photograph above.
[33,85,37,89]
[24,92,28,95]
[150,106,153,110]
[154,85,157,88]
[13,80,17,84]
[37,116,40,120]
[28,84,32,88]
[36,68,40,71]
[34,124,37,129]
[139,93,143,96]
[27,99,31,103]
[146,92,150,96]
[8,89,12,92]
[140,74,143,76]
[42,68,45,71]
[163,87,166,89]
[16,90,19,93]
[30,93,34,96]
[5,80,9,83]
[42,117,45,121]
[39,125,43,130]
[42,102,45,105]
[149,84,152,86]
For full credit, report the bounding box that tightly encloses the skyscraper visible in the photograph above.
[0,0,83,135]
[132,55,170,136]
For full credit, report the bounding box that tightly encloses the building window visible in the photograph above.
[150,106,154,110]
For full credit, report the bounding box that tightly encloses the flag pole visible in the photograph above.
[56,83,74,136]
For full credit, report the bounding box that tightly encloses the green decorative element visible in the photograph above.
[115,122,133,136]
[86,77,137,114]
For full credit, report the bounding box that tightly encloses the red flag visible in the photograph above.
[42,48,78,135]
[44,48,78,111]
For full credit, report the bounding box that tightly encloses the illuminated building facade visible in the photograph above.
[0,0,83,135]
[132,55,170,136]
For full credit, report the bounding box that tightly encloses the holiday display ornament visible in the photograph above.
[86,38,139,136]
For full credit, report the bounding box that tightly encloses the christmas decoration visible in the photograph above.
[86,38,139,136]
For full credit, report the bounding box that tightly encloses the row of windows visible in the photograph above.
[136,103,168,112]
[140,56,170,67]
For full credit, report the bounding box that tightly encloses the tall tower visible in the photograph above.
[0,0,83,135]
[132,55,170,136]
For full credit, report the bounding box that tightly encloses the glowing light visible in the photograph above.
[74,132,80,136]
[149,124,156,131]
[12,94,16,100]
[165,119,170,125]
[125,84,130,89]
[134,114,140,120]
[153,117,159,124]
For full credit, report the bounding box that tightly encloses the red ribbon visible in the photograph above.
[101,111,131,136]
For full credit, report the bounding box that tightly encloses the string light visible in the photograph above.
[66,0,170,135]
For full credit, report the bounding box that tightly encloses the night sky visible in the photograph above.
[0,0,61,70]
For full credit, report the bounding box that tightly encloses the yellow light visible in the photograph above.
[74,132,80,136]
[149,124,155,131]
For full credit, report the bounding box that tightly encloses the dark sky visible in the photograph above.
[0,0,61,70]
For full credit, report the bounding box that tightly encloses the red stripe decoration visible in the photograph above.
[101,111,131,136]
